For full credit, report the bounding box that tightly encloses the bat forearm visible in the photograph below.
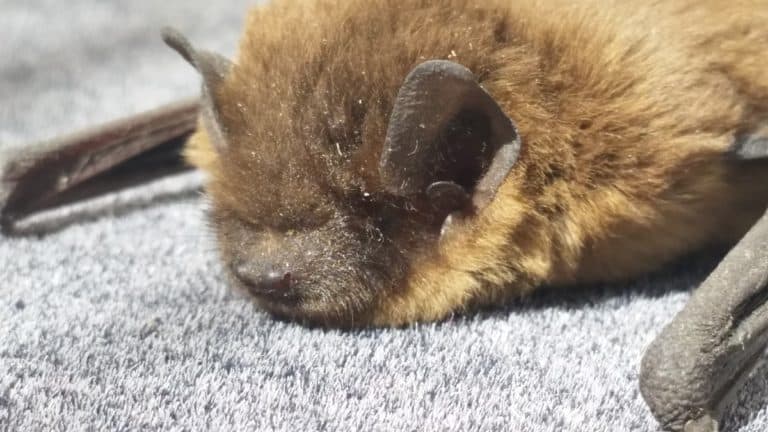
[0,99,199,233]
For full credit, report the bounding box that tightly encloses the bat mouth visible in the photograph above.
[245,287,302,305]
[233,269,379,327]
[238,279,303,306]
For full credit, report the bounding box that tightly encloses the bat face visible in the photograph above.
[210,185,441,325]
[161,0,525,326]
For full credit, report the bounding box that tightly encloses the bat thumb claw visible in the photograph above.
[684,414,718,432]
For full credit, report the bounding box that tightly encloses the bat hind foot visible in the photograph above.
[640,208,768,431]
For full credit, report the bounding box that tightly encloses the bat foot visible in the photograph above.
[640,208,768,431]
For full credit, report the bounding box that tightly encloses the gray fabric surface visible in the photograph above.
[1,1,767,431]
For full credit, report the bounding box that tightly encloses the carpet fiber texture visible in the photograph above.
[2,1,767,431]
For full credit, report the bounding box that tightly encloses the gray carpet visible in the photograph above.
[2,1,767,431]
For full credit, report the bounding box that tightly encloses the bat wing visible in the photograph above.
[0,99,199,234]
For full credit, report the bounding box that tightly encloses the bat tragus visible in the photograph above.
[2,1,768,431]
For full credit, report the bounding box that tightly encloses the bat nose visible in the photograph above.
[232,263,292,295]
[260,271,292,291]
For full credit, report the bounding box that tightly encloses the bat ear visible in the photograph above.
[379,60,522,217]
[162,27,232,153]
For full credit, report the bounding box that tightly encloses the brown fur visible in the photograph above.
[185,0,768,326]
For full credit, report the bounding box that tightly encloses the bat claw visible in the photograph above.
[684,414,719,432]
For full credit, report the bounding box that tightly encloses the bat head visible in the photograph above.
[163,28,522,326]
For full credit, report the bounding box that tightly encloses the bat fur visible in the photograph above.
[179,0,768,327]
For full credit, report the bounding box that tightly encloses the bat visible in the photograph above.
[2,1,768,431]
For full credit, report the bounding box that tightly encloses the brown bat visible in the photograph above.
[2,0,768,431]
